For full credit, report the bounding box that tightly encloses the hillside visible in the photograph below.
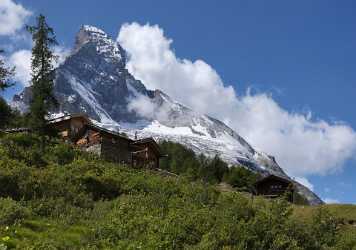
[0,133,355,249]
[11,25,322,205]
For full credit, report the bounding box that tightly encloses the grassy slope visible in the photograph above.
[0,133,356,249]
[294,204,356,248]
[294,204,356,223]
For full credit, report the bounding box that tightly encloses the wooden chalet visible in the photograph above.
[48,114,91,141]
[130,138,164,169]
[48,114,164,168]
[254,174,295,202]
[75,123,133,164]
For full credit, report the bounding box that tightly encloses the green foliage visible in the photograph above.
[0,133,47,167]
[7,111,30,128]
[160,141,230,184]
[335,227,356,250]
[0,49,16,129]
[0,49,14,91]
[202,155,229,183]
[0,99,28,130]
[311,207,339,248]
[0,198,30,225]
[0,133,355,249]
[160,140,201,178]
[27,15,58,151]
[47,143,75,165]
[223,165,258,191]
[0,98,12,129]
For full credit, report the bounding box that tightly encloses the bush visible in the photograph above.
[311,207,339,248]
[335,228,356,250]
[1,133,39,148]
[0,198,30,225]
[0,133,46,167]
[47,143,75,165]
[223,165,258,191]
[0,98,12,129]
[160,141,229,184]
[81,175,121,201]
[0,157,29,200]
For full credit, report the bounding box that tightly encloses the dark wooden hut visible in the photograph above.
[254,175,295,202]
[75,123,133,164]
[49,114,164,168]
[48,114,90,141]
[130,138,164,169]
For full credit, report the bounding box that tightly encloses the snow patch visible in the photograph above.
[66,72,114,124]
[82,25,106,35]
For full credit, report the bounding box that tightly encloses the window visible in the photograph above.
[271,184,282,190]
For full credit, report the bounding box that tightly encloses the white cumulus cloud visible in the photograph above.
[127,93,156,119]
[0,0,32,36]
[117,22,356,178]
[7,46,70,87]
[53,46,71,67]
[295,177,314,191]
[323,198,340,204]
[8,49,31,86]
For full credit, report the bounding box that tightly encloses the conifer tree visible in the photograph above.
[0,50,15,91]
[27,15,58,150]
[0,49,15,128]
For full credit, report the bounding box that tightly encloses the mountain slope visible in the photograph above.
[12,25,323,205]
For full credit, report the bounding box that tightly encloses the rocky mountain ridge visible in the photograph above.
[12,25,323,205]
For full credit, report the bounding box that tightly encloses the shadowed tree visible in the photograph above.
[0,49,15,91]
[27,14,58,151]
[0,49,15,128]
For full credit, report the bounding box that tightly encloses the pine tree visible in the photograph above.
[0,50,15,128]
[27,15,58,151]
[0,50,15,91]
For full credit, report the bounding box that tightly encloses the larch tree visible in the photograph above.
[27,15,58,150]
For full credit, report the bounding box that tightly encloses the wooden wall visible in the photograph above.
[255,178,294,202]
[101,134,131,165]
[50,117,161,169]
[131,146,159,169]
[51,117,87,141]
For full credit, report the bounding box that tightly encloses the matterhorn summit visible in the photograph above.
[12,25,323,205]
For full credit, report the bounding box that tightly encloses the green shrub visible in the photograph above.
[0,198,30,225]
[47,143,75,165]
[335,228,356,250]
[0,98,12,129]
[81,175,121,201]
[1,133,39,148]
[0,133,46,167]
[160,141,229,184]
[310,207,339,248]
[0,157,29,200]
[223,165,258,191]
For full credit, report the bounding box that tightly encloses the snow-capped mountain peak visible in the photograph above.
[12,25,323,205]
[74,25,126,64]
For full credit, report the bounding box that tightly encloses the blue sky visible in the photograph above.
[1,0,356,204]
